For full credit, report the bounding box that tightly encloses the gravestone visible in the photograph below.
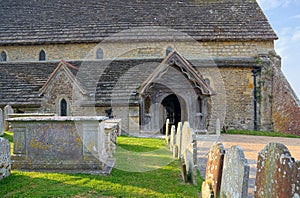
[4,105,13,131]
[0,109,4,136]
[181,122,193,155]
[220,146,249,198]
[180,156,188,182]
[165,119,170,145]
[202,181,214,198]
[291,161,300,198]
[192,165,198,186]
[202,143,225,198]
[173,145,178,158]
[255,142,300,198]
[216,118,221,136]
[175,122,182,158]
[0,138,11,180]
[170,125,176,151]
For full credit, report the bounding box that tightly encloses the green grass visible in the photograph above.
[0,134,202,197]
[224,130,300,138]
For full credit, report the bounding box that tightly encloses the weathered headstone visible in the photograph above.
[175,122,182,158]
[220,146,249,198]
[0,109,4,136]
[180,156,188,182]
[255,142,300,198]
[181,122,193,156]
[291,161,300,198]
[192,165,198,186]
[216,118,221,136]
[173,145,178,158]
[0,138,11,180]
[4,105,13,131]
[165,119,170,145]
[170,125,176,151]
[202,143,225,198]
[202,181,214,198]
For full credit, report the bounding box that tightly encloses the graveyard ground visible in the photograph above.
[0,133,202,197]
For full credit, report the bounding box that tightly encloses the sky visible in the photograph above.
[257,0,300,98]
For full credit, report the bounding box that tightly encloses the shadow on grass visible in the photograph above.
[0,162,200,197]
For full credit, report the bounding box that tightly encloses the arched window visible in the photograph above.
[96,48,103,59]
[166,47,172,56]
[1,51,7,61]
[204,78,210,86]
[60,99,67,116]
[39,50,46,61]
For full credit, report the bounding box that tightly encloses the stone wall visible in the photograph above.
[270,56,300,135]
[199,66,255,130]
[0,41,273,61]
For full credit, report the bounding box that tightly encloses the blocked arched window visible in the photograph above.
[39,50,46,61]
[96,48,103,59]
[145,96,151,114]
[60,99,67,116]
[166,47,172,56]
[1,51,7,61]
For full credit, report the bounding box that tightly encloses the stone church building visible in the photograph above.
[1,0,300,135]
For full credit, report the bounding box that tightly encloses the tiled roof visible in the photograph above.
[0,57,259,108]
[0,0,277,45]
[0,61,58,107]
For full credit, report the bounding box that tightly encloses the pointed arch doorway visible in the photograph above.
[161,94,181,134]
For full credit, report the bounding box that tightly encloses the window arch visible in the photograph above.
[96,48,103,59]
[39,50,46,61]
[1,51,7,61]
[204,78,210,86]
[166,47,172,56]
[60,99,67,116]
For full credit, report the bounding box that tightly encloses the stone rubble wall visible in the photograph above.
[0,137,11,181]
[269,55,300,135]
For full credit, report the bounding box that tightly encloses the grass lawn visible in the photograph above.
[224,130,300,138]
[0,133,202,197]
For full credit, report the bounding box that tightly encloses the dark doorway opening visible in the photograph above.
[161,94,181,134]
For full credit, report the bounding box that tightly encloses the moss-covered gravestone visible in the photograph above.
[255,143,300,198]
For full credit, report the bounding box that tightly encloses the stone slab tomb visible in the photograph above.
[255,142,300,198]
[220,146,249,198]
[202,142,225,198]
[8,116,115,174]
[0,137,11,180]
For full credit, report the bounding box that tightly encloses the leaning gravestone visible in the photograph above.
[4,105,13,131]
[220,146,249,198]
[255,142,300,198]
[0,138,11,180]
[202,142,225,198]
[0,109,4,136]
